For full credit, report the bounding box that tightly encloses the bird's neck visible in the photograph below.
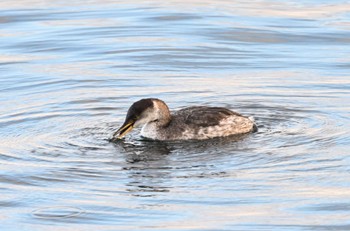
[153,99,172,127]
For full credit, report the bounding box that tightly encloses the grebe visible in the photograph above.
[112,98,257,141]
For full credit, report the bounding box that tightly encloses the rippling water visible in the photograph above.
[1,0,350,230]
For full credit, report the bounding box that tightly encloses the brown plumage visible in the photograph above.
[112,98,257,141]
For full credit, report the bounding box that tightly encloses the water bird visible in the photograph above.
[112,98,257,141]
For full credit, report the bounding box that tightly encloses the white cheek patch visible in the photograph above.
[134,107,158,128]
[134,118,146,128]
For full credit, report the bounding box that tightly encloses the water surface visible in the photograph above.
[1,0,350,230]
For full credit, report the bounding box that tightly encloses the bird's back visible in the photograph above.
[175,106,242,127]
[155,106,255,140]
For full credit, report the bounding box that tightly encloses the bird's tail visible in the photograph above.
[248,116,258,133]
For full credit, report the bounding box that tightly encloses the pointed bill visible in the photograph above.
[113,120,135,139]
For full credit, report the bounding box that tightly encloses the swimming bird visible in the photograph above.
[112,98,257,141]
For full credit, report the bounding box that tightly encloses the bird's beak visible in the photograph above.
[113,119,135,139]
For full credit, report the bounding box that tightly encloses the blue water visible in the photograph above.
[1,1,350,230]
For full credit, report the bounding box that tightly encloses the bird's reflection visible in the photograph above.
[112,138,173,197]
[111,134,251,197]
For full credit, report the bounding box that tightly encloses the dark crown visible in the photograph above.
[125,98,154,120]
